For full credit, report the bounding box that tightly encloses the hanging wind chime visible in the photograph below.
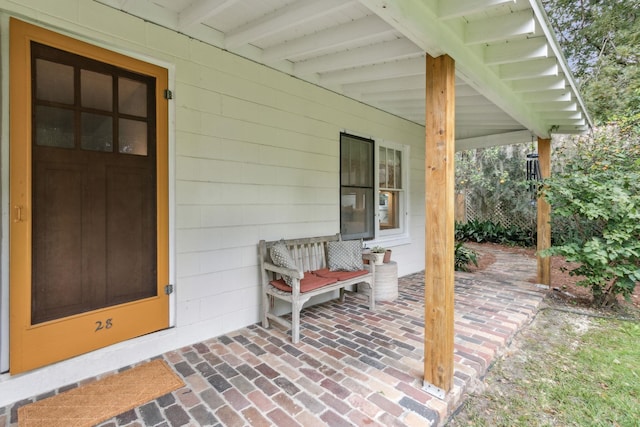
[526,153,542,204]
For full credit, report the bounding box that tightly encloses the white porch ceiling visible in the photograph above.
[95,0,592,150]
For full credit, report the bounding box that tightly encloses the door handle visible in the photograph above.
[14,205,23,223]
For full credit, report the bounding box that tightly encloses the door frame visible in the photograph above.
[1,16,176,374]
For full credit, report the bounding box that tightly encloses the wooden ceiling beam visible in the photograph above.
[523,89,572,103]
[500,58,558,80]
[262,15,395,63]
[294,38,422,75]
[225,0,356,49]
[437,0,516,20]
[178,0,239,30]
[511,75,566,92]
[319,56,424,86]
[465,10,536,45]
[484,37,549,65]
[530,101,577,112]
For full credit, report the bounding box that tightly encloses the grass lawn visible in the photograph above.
[450,307,640,426]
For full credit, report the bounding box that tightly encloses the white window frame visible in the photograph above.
[373,139,410,247]
[339,131,410,248]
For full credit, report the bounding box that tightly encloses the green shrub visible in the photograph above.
[454,242,479,272]
[455,219,534,247]
[541,124,640,307]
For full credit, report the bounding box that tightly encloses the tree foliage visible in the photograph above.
[538,1,640,306]
[458,1,640,306]
[542,0,640,123]
[456,145,536,233]
[541,124,640,306]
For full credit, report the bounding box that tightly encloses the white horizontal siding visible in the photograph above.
[0,0,427,403]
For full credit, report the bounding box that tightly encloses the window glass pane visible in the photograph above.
[341,141,351,185]
[36,59,74,104]
[357,140,372,187]
[341,187,374,240]
[387,149,395,188]
[379,190,400,230]
[379,147,387,188]
[341,135,373,187]
[81,113,113,152]
[344,142,360,186]
[119,118,147,155]
[380,147,403,190]
[81,69,113,111]
[35,106,75,148]
[395,149,402,188]
[340,134,375,240]
[119,77,147,117]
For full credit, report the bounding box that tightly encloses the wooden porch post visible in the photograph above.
[537,138,551,285]
[423,54,455,397]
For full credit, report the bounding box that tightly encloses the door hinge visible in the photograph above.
[165,284,174,295]
[164,89,173,100]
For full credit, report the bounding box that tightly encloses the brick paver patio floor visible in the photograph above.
[2,246,545,426]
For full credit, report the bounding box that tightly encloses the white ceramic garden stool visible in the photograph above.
[359,261,398,302]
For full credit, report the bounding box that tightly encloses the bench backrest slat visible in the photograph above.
[259,233,342,273]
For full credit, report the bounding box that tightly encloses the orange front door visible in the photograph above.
[9,19,170,374]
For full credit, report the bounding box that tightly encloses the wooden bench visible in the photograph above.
[259,234,376,343]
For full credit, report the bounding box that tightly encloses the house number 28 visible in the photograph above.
[95,318,113,332]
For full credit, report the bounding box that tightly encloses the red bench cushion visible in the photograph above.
[270,272,338,293]
[313,268,369,281]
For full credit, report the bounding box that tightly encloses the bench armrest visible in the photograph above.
[263,261,304,279]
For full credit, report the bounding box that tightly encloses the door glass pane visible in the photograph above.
[81,113,113,152]
[81,69,113,111]
[35,106,75,148]
[36,59,74,104]
[119,77,147,117]
[119,119,147,156]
